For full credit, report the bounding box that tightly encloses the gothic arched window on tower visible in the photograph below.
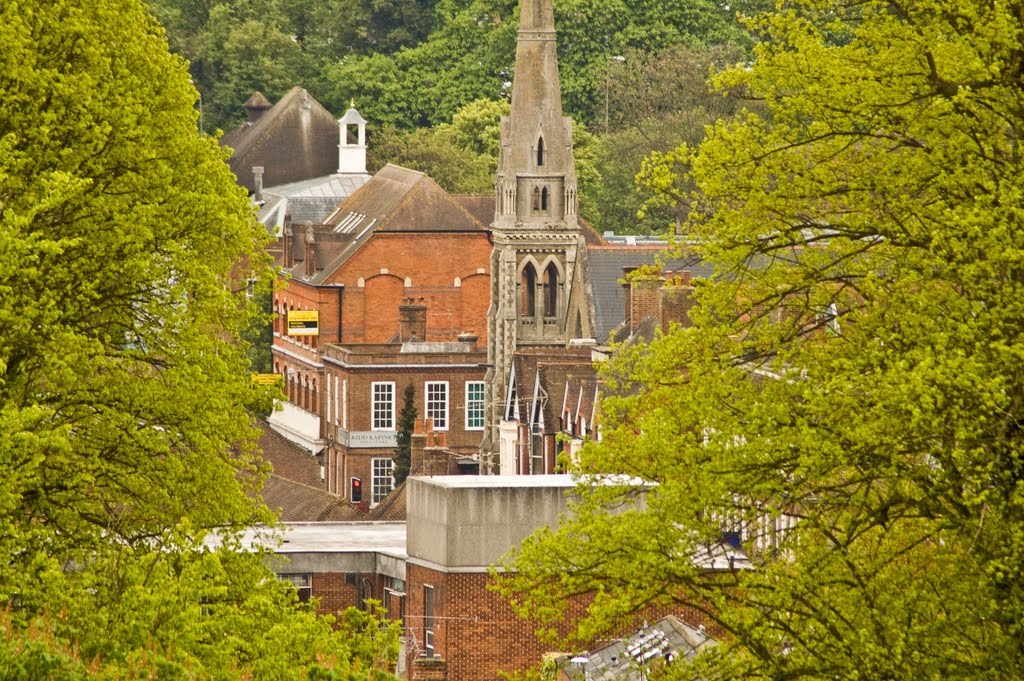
[537,137,545,166]
[521,264,537,317]
[532,187,541,212]
[543,262,559,317]
[540,186,549,212]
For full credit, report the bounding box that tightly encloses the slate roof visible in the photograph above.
[243,91,272,111]
[454,195,496,227]
[222,87,342,192]
[559,616,715,681]
[587,244,714,342]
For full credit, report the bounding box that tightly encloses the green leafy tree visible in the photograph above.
[586,43,753,235]
[394,384,417,483]
[0,0,398,677]
[321,0,759,131]
[500,0,1024,678]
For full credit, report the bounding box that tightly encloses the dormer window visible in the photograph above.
[537,137,545,166]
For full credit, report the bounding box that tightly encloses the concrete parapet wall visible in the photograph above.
[407,475,577,569]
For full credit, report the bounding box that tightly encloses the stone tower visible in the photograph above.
[481,0,596,473]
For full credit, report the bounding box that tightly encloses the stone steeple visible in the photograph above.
[482,0,595,473]
[493,0,578,231]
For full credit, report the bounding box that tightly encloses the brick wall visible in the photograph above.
[406,564,716,681]
[310,571,392,618]
[311,572,361,615]
[333,232,492,344]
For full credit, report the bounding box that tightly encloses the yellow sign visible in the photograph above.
[287,309,319,336]
[252,374,283,386]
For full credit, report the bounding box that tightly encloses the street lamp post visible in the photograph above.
[605,55,625,132]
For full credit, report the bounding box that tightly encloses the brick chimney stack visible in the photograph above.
[410,419,453,476]
[629,275,662,335]
[282,224,294,268]
[659,269,697,331]
[304,226,317,277]
[400,298,428,342]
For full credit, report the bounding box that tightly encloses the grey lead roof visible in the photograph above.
[257,173,372,232]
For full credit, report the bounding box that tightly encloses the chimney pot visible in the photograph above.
[253,165,264,203]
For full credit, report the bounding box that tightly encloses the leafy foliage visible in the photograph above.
[588,43,753,234]
[394,384,417,484]
[0,0,399,676]
[149,0,761,134]
[500,0,1024,677]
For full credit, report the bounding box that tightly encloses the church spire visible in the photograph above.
[494,0,578,230]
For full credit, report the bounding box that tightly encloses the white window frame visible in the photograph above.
[371,382,396,431]
[371,457,394,505]
[465,381,485,431]
[425,381,449,431]
[278,573,312,603]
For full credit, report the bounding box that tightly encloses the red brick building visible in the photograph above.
[320,341,487,502]
[269,163,494,507]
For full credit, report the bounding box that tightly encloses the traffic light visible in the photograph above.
[351,477,362,503]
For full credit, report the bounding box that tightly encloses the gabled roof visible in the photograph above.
[506,348,597,434]
[222,87,341,192]
[288,164,489,285]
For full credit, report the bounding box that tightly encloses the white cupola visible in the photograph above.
[337,101,367,174]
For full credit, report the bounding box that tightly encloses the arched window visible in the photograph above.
[537,137,545,166]
[532,187,541,211]
[540,187,549,212]
[520,264,537,316]
[543,262,559,317]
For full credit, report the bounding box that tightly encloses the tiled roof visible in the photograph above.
[260,475,366,522]
[285,164,487,285]
[508,348,596,432]
[367,480,407,521]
